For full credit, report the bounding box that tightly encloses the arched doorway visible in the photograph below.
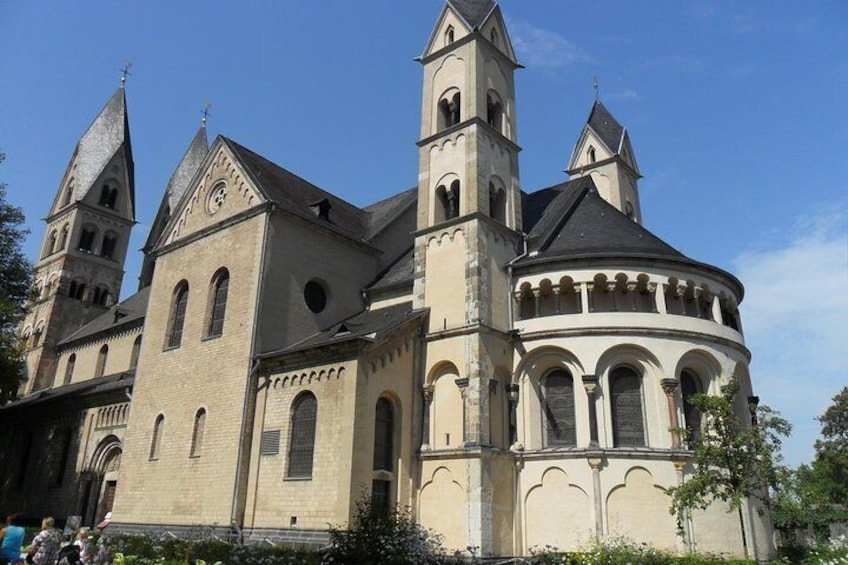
[78,436,122,527]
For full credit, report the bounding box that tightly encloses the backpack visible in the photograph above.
[56,544,81,565]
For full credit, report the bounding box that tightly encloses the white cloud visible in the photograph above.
[508,19,592,69]
[733,201,848,466]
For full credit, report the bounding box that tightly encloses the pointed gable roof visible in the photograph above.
[521,177,684,262]
[447,0,496,30]
[144,127,209,251]
[67,88,135,213]
[587,100,625,154]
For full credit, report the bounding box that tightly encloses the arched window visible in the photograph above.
[59,224,69,250]
[45,230,58,257]
[487,92,504,133]
[437,91,461,131]
[610,366,645,447]
[681,370,702,446]
[129,335,142,371]
[543,370,576,447]
[190,408,206,457]
[150,414,165,460]
[167,282,189,348]
[101,232,118,260]
[445,26,455,45]
[92,286,110,307]
[372,398,395,514]
[588,146,597,163]
[99,184,118,209]
[489,181,506,223]
[435,180,460,223]
[63,354,76,385]
[207,270,229,338]
[95,344,109,378]
[68,280,86,301]
[288,392,317,478]
[490,28,500,47]
[78,227,97,253]
[62,183,74,207]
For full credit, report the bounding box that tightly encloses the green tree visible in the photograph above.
[668,377,791,559]
[773,387,848,537]
[0,151,33,403]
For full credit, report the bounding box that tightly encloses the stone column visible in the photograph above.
[588,457,604,540]
[586,283,595,313]
[627,282,638,311]
[656,283,668,315]
[673,458,694,552]
[532,289,541,318]
[421,384,434,451]
[506,383,520,447]
[647,282,658,313]
[553,285,561,314]
[677,284,689,316]
[711,295,723,324]
[608,282,619,311]
[456,378,469,445]
[661,378,681,448]
[693,287,704,319]
[582,374,600,447]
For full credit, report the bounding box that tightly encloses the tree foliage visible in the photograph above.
[0,151,32,403]
[773,387,848,535]
[668,377,791,558]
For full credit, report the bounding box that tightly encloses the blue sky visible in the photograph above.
[1,1,846,466]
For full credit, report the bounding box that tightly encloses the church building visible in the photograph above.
[1,0,774,559]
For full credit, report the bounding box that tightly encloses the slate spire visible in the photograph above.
[446,0,497,30]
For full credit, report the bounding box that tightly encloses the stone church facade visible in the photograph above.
[1,0,774,559]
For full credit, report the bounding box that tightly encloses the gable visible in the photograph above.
[479,6,517,62]
[422,5,474,58]
[161,141,264,247]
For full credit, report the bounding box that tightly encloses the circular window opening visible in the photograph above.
[304,281,327,313]
[206,182,227,215]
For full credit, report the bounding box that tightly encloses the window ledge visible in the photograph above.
[284,476,312,482]
[162,344,181,352]
[201,334,222,343]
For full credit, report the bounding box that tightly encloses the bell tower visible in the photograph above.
[20,86,135,394]
[414,0,521,556]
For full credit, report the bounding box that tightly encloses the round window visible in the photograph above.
[304,281,327,313]
[206,182,227,215]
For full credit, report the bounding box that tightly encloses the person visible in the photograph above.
[27,517,59,565]
[73,530,90,564]
[0,514,25,564]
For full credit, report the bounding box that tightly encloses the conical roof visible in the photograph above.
[69,88,134,211]
[447,0,496,30]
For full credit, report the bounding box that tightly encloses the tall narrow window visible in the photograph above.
[681,370,702,446]
[445,26,455,45]
[63,184,74,207]
[288,392,317,478]
[167,282,189,348]
[78,227,97,253]
[59,224,69,250]
[543,370,577,447]
[610,366,645,447]
[129,335,142,371]
[150,415,165,460]
[45,230,58,257]
[54,427,73,486]
[63,354,76,385]
[190,408,206,457]
[207,270,229,338]
[101,232,118,260]
[372,398,395,515]
[95,345,108,378]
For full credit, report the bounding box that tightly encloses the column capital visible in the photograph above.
[588,457,604,470]
[582,374,598,394]
[661,378,680,396]
[422,384,435,401]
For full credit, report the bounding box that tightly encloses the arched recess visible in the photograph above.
[675,349,722,445]
[79,435,122,528]
[427,361,463,449]
[525,467,591,551]
[489,367,510,449]
[419,466,466,552]
[594,344,662,448]
[730,362,754,422]
[488,175,507,224]
[436,87,461,131]
[514,346,585,450]
[372,392,402,514]
[606,467,677,550]
[434,174,461,223]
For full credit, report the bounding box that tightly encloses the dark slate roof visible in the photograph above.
[144,127,209,251]
[63,88,135,215]
[367,247,415,291]
[587,100,625,154]
[363,187,417,241]
[448,0,496,29]
[259,302,425,357]
[223,138,369,242]
[2,372,134,411]
[58,287,150,347]
[519,177,684,263]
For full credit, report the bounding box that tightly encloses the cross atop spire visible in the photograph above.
[120,60,133,88]
[201,102,212,128]
[593,76,600,101]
